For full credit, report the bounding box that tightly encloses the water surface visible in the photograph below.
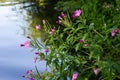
[0,0,43,80]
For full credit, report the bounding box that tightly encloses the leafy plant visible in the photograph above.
[22,0,120,80]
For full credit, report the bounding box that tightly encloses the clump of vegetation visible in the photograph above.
[22,0,120,80]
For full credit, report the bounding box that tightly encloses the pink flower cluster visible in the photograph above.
[56,12,65,24]
[111,28,119,37]
[72,9,82,18]
[34,52,40,63]
[79,39,89,47]
[72,72,78,80]
[33,49,48,63]
[26,70,33,74]
[22,70,34,80]
[49,28,55,34]
[35,19,46,30]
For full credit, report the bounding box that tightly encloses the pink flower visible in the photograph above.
[26,70,33,74]
[72,9,82,18]
[42,19,46,24]
[49,31,53,34]
[93,68,99,75]
[35,52,40,55]
[49,28,55,34]
[61,12,65,17]
[84,44,88,47]
[72,72,78,80]
[79,39,84,43]
[56,20,61,24]
[29,77,34,80]
[20,41,30,48]
[58,16,62,19]
[26,36,30,39]
[24,41,30,48]
[111,32,116,37]
[45,49,49,53]
[114,28,119,33]
[111,28,119,37]
[51,28,55,32]
[20,44,24,47]
[35,25,41,30]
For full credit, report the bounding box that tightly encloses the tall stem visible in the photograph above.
[45,52,47,71]
[93,29,104,38]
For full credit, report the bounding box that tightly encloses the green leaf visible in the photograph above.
[82,33,88,40]
[88,23,94,31]
[89,51,94,59]
[113,63,120,73]
[89,44,103,60]
[75,43,81,51]
[63,27,71,31]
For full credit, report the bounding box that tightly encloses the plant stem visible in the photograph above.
[93,29,104,38]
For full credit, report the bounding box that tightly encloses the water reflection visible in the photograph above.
[0,0,42,80]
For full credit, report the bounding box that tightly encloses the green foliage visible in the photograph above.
[55,0,120,27]
[25,0,120,80]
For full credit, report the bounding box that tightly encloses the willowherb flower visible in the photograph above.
[113,28,119,33]
[35,52,40,55]
[56,19,62,24]
[24,41,30,48]
[72,72,78,80]
[42,19,46,24]
[84,43,88,47]
[93,68,99,75]
[20,41,30,48]
[20,44,24,47]
[56,13,65,24]
[49,28,55,34]
[72,9,82,18]
[22,75,27,78]
[111,32,116,37]
[26,36,31,39]
[26,70,33,74]
[45,49,49,53]
[35,25,41,30]
[29,77,34,80]
[58,16,62,20]
[61,12,65,17]
[79,39,84,43]
[111,28,119,37]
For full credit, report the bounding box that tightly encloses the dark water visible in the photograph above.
[0,0,45,80]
